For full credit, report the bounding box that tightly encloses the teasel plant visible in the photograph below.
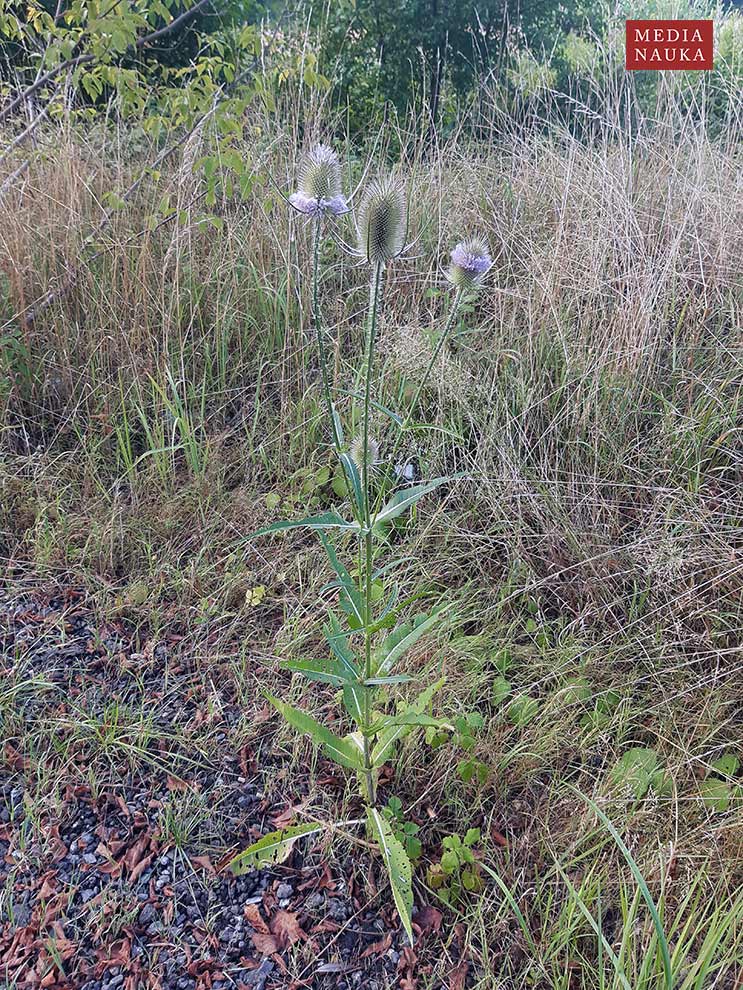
[230,145,492,942]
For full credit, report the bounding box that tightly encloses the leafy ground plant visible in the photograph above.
[229,144,492,941]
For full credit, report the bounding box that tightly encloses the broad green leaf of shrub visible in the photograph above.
[375,608,445,676]
[368,808,413,944]
[374,476,463,527]
[649,769,674,797]
[229,823,324,875]
[372,679,445,766]
[319,535,364,628]
[556,678,592,704]
[282,656,357,687]
[323,613,358,675]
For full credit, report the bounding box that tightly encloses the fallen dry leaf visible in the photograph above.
[361,932,392,958]
[167,775,190,793]
[190,854,216,876]
[269,910,307,950]
[413,904,443,935]
[490,827,508,848]
[244,903,270,934]
[251,932,279,956]
[448,959,469,990]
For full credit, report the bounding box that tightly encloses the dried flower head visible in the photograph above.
[448,237,492,287]
[356,177,407,266]
[289,144,347,217]
[350,435,380,475]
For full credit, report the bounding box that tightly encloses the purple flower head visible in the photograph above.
[448,237,492,288]
[289,144,347,219]
[289,192,348,217]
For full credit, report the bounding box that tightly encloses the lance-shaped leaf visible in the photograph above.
[319,534,365,628]
[267,694,364,771]
[323,613,360,679]
[373,476,462,527]
[323,612,366,724]
[367,807,413,944]
[229,822,324,875]
[342,682,365,724]
[375,608,446,676]
[372,679,445,767]
[339,451,365,517]
[370,712,448,734]
[363,674,413,686]
[250,512,361,539]
[282,657,357,687]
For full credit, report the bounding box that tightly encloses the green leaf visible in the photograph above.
[376,608,445,676]
[367,808,413,944]
[250,512,360,539]
[462,868,482,892]
[363,674,413,686]
[609,747,659,799]
[372,679,445,766]
[506,694,539,727]
[568,784,672,990]
[229,823,324,875]
[463,828,481,846]
[370,712,447,734]
[711,752,739,778]
[699,778,731,812]
[440,851,459,874]
[323,613,359,680]
[491,676,512,705]
[267,694,364,771]
[374,477,460,526]
[282,657,357,687]
[339,452,364,516]
[342,682,364,723]
[319,535,364,628]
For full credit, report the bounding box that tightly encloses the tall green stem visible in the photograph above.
[312,218,343,455]
[361,261,383,805]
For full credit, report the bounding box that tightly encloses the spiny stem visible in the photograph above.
[361,261,383,806]
[312,218,343,456]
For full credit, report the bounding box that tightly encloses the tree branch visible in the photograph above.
[1,0,215,124]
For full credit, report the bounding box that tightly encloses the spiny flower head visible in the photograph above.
[289,144,347,217]
[356,176,407,266]
[350,434,380,475]
[448,237,492,287]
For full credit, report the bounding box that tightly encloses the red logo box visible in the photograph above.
[625,20,713,70]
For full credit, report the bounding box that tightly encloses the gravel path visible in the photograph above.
[0,586,453,989]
